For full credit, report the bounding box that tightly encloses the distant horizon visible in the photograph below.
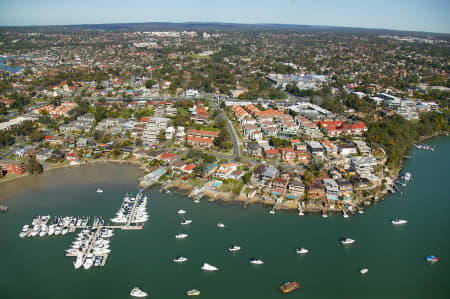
[0,20,449,36]
[1,0,449,34]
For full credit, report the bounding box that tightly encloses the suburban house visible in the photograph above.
[288,180,305,197]
[0,160,26,175]
[272,178,289,194]
[308,183,326,199]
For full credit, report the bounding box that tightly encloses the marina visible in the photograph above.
[18,190,148,270]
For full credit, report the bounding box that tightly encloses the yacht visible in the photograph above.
[39,225,48,237]
[341,238,356,245]
[19,225,31,238]
[83,254,94,270]
[217,222,225,228]
[30,225,40,237]
[228,245,241,252]
[66,248,80,255]
[426,255,439,262]
[186,289,201,296]
[201,263,219,271]
[177,209,186,215]
[360,268,369,274]
[130,287,148,297]
[175,233,188,239]
[392,219,408,225]
[173,256,188,263]
[61,227,69,235]
[48,224,56,236]
[96,188,103,193]
[73,255,85,269]
[250,258,264,265]
[32,216,40,226]
[181,219,192,225]
[54,225,63,236]
[296,248,309,254]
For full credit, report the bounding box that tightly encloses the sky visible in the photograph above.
[0,0,449,34]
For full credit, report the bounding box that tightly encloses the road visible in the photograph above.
[211,101,241,161]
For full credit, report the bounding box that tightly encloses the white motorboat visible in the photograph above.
[130,287,148,297]
[175,233,188,239]
[173,256,188,263]
[30,225,40,237]
[32,216,40,226]
[404,172,412,181]
[61,227,69,235]
[201,263,219,271]
[360,268,369,274]
[392,219,408,225]
[250,258,264,265]
[193,199,200,204]
[48,224,56,236]
[181,219,192,225]
[341,238,356,245]
[54,226,62,236]
[296,248,309,254]
[269,210,276,215]
[39,225,48,237]
[96,188,104,193]
[228,245,241,252]
[186,289,201,296]
[217,222,225,228]
[73,255,85,269]
[177,209,186,215]
[83,254,94,270]
[19,225,30,238]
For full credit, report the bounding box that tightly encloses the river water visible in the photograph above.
[0,137,449,299]
[0,57,24,73]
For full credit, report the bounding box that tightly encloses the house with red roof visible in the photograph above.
[160,152,177,164]
[182,164,197,174]
[264,149,280,159]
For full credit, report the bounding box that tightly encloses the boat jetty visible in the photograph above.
[19,190,148,270]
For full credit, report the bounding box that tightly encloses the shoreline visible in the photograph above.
[0,159,146,186]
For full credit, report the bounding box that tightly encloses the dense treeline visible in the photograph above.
[366,112,448,168]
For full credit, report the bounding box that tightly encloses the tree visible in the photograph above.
[26,158,43,174]
[135,138,143,146]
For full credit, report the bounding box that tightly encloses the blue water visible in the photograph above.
[0,57,23,73]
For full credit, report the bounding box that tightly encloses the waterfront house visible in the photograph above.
[261,165,278,186]
[171,160,187,174]
[288,180,305,197]
[308,183,326,200]
[323,178,340,201]
[204,163,218,177]
[182,164,197,175]
[215,163,239,179]
[272,178,288,194]
[336,178,353,195]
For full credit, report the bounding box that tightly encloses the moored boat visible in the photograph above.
[322,209,328,218]
[201,263,219,271]
[186,289,200,296]
[217,222,225,228]
[280,281,301,293]
[175,233,188,239]
[228,245,241,252]
[360,268,369,274]
[341,238,356,245]
[130,287,148,297]
[177,209,186,215]
[296,248,309,254]
[181,219,192,225]
[426,255,439,262]
[391,219,408,225]
[249,258,264,265]
[173,256,188,263]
